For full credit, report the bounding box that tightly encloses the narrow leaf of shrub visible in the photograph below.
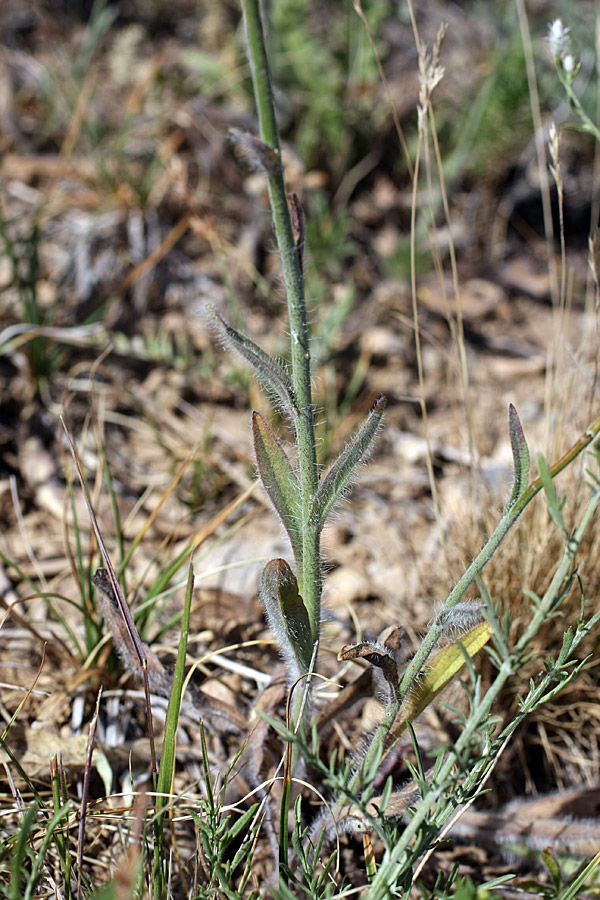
[253,413,303,568]
[207,307,298,418]
[310,396,386,532]
[259,559,314,677]
[225,803,260,851]
[538,452,567,534]
[506,403,530,510]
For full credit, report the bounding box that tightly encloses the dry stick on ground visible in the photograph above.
[91,568,246,736]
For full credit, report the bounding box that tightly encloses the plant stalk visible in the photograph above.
[397,412,600,705]
[349,414,600,798]
[241,0,321,643]
[367,473,600,896]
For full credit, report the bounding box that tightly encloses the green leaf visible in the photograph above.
[259,559,314,676]
[207,307,298,417]
[156,557,194,807]
[253,414,303,569]
[541,849,562,892]
[10,803,37,900]
[310,396,386,532]
[538,453,567,534]
[224,803,260,851]
[506,403,530,510]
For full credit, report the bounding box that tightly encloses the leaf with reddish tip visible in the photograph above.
[506,404,530,511]
[310,397,386,532]
[253,413,303,569]
[207,307,297,417]
[259,559,314,677]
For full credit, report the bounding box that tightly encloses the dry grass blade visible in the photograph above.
[60,417,147,673]
[60,415,159,774]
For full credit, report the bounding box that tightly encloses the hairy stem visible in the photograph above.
[398,412,600,704]
[241,0,321,644]
[349,413,600,802]
[368,475,600,895]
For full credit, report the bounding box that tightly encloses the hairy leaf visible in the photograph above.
[310,396,386,532]
[229,128,280,174]
[207,307,297,417]
[260,559,314,677]
[506,403,530,510]
[338,639,398,692]
[253,413,303,568]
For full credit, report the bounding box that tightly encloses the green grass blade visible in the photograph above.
[556,851,600,900]
[66,469,99,657]
[9,803,37,900]
[24,803,73,900]
[0,552,83,658]
[0,733,47,811]
[154,557,194,899]
[50,757,71,899]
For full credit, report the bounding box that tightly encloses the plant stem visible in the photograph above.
[557,65,600,143]
[367,474,600,896]
[350,414,600,799]
[241,0,321,643]
[397,411,600,704]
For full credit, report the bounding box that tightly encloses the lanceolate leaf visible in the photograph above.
[207,307,298,417]
[310,397,386,532]
[253,413,303,569]
[506,403,530,511]
[259,559,314,676]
